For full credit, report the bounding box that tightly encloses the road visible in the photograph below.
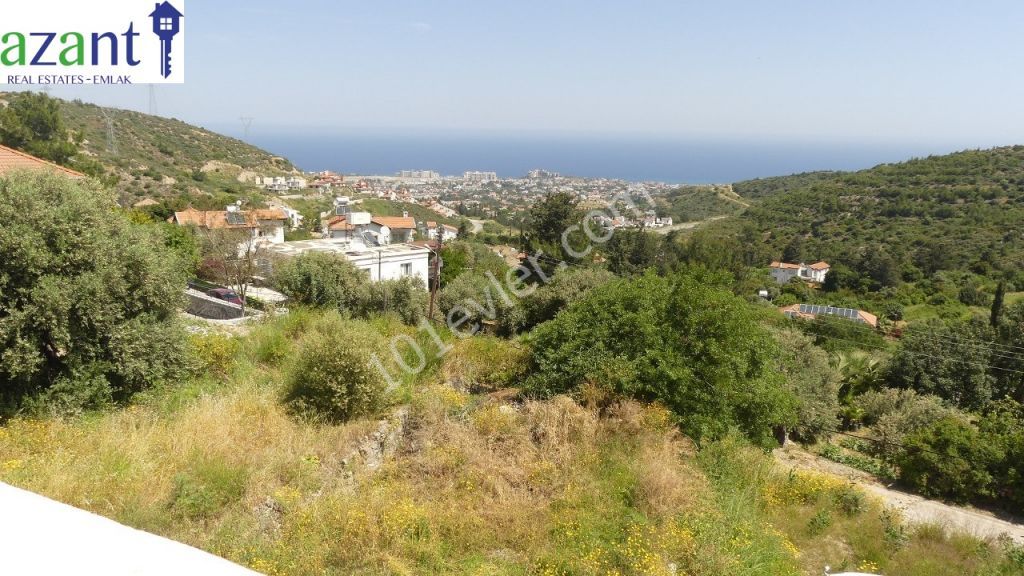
[468,218,485,234]
[651,215,729,235]
[775,444,1024,544]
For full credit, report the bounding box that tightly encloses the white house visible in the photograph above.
[769,261,830,284]
[266,202,304,229]
[265,238,430,286]
[425,221,459,242]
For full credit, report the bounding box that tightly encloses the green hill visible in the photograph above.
[725,146,1024,289]
[0,92,296,202]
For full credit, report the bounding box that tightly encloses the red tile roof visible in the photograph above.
[171,207,286,230]
[808,261,831,270]
[0,144,84,178]
[372,216,416,230]
[769,261,802,270]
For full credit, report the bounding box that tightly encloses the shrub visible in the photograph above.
[519,266,614,330]
[527,272,797,448]
[283,313,388,423]
[189,332,240,377]
[170,456,248,519]
[857,389,959,461]
[772,328,840,441]
[440,336,530,392]
[273,252,368,311]
[0,171,188,412]
[363,277,428,325]
[274,252,428,325]
[438,272,521,336]
[896,417,1002,503]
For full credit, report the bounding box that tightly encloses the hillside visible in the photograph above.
[655,185,747,223]
[2,312,1022,576]
[724,146,1024,288]
[0,92,295,202]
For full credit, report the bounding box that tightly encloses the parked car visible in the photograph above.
[207,288,244,306]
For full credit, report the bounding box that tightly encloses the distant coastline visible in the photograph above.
[209,128,967,184]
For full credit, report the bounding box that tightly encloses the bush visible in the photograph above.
[189,333,240,377]
[364,277,428,325]
[772,328,840,441]
[896,417,1002,503]
[857,389,959,461]
[440,336,530,392]
[527,272,797,448]
[0,171,187,413]
[274,252,367,311]
[274,252,428,325]
[438,272,521,336]
[519,266,614,330]
[283,313,388,423]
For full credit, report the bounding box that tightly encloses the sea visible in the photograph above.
[211,128,970,184]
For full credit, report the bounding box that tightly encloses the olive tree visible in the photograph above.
[0,171,187,412]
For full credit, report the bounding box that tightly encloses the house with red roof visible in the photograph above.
[769,260,830,284]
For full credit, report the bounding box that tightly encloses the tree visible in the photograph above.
[273,252,368,311]
[897,417,1001,503]
[0,92,79,166]
[604,228,660,276]
[200,226,270,317]
[991,281,1006,328]
[884,319,995,411]
[457,220,470,239]
[526,272,796,447]
[781,236,804,263]
[528,191,579,246]
[0,171,187,412]
[520,266,614,330]
[772,328,841,441]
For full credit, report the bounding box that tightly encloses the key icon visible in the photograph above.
[149,2,183,79]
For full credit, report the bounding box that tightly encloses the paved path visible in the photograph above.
[0,482,260,575]
[651,215,729,235]
[775,445,1024,544]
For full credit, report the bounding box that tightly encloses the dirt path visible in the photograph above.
[775,445,1024,544]
[651,215,729,235]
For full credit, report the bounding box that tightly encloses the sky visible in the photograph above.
[11,0,1024,150]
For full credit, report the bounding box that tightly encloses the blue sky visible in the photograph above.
[17,0,1024,148]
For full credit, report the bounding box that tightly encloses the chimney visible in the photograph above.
[402,211,409,218]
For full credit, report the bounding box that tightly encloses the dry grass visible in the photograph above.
[1,310,1022,575]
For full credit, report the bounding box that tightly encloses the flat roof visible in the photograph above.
[266,239,430,259]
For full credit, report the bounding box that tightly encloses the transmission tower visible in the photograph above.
[239,117,254,139]
[99,108,118,155]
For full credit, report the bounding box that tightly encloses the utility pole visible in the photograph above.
[427,223,443,320]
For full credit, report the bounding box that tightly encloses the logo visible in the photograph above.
[1,0,186,85]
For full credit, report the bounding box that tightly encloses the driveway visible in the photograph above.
[775,445,1024,544]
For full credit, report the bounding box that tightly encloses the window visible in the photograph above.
[401,263,412,276]
[160,17,173,30]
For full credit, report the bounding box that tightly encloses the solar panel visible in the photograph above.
[226,211,246,225]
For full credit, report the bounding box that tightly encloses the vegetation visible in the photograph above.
[1,91,295,202]
[0,171,187,415]
[283,313,388,423]
[273,252,428,325]
[527,271,797,448]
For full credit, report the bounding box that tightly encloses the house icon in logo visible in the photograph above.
[149,2,183,79]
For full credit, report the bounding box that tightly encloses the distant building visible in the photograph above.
[780,303,878,328]
[463,171,498,183]
[424,221,458,242]
[398,170,440,180]
[324,213,417,245]
[769,261,830,284]
[169,206,288,246]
